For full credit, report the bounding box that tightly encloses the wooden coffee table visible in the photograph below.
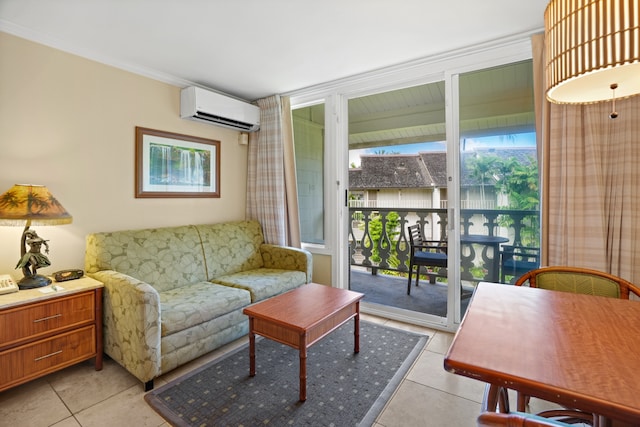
[242,283,364,402]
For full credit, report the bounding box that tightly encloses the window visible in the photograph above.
[292,103,325,244]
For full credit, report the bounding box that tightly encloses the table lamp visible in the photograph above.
[0,184,72,289]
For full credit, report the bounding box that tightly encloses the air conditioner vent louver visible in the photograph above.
[193,111,256,131]
[180,86,260,132]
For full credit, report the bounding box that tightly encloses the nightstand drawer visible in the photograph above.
[0,291,95,347]
[0,278,103,393]
[0,325,96,388]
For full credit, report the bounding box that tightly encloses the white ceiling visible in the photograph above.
[0,0,549,101]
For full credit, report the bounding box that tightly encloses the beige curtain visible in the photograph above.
[531,34,549,266]
[246,95,302,247]
[532,34,640,282]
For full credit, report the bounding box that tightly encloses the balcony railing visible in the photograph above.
[348,207,539,284]
[348,199,497,209]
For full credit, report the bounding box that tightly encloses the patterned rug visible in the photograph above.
[145,320,428,427]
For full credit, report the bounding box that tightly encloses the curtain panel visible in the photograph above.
[532,34,640,283]
[246,95,301,247]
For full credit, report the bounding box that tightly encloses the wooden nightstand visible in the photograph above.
[0,276,103,392]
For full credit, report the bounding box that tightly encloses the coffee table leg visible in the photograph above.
[354,302,360,353]
[299,339,307,402]
[249,317,256,377]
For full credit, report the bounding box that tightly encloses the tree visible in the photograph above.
[493,155,540,245]
[465,153,539,211]
[467,154,501,205]
[494,156,539,211]
[464,152,540,246]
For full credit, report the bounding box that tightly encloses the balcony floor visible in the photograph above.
[349,267,473,317]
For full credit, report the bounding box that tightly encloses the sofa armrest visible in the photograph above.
[260,244,313,283]
[89,270,162,384]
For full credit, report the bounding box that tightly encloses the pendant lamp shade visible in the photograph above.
[545,0,640,104]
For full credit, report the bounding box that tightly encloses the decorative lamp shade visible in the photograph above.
[545,0,640,104]
[0,184,72,226]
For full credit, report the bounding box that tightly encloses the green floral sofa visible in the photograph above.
[84,220,312,391]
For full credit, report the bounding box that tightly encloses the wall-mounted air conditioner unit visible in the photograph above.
[180,86,260,132]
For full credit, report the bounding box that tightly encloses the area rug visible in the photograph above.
[145,320,428,427]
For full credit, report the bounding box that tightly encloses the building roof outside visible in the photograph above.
[349,148,536,190]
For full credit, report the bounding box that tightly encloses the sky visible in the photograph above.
[349,132,536,167]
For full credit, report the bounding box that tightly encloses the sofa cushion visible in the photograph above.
[195,221,265,279]
[160,314,249,375]
[212,268,307,302]
[85,226,208,292]
[159,282,251,336]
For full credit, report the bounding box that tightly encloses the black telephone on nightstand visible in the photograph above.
[53,269,84,282]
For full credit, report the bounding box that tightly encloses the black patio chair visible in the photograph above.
[406,224,447,295]
[499,245,540,283]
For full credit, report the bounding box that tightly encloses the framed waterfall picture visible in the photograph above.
[135,127,220,198]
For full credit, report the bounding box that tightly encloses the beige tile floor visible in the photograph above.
[0,314,588,427]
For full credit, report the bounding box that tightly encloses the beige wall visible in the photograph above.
[0,32,249,279]
[311,253,332,286]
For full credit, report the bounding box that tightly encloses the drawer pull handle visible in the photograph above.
[34,350,62,361]
[33,314,62,323]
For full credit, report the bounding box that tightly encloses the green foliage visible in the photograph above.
[492,155,539,210]
[364,211,401,265]
[466,154,502,202]
[464,153,540,246]
[468,265,489,279]
[465,153,539,211]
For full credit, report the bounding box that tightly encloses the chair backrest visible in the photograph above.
[477,412,572,427]
[408,224,446,247]
[500,245,541,283]
[408,224,424,246]
[514,266,640,299]
[501,245,540,263]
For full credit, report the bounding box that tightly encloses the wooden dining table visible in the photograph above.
[443,282,640,424]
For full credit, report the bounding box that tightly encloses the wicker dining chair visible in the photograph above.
[481,382,597,425]
[514,266,640,299]
[490,266,640,426]
[477,411,575,427]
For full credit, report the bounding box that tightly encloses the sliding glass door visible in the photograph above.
[346,81,450,322]
[290,37,538,331]
[457,60,539,291]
